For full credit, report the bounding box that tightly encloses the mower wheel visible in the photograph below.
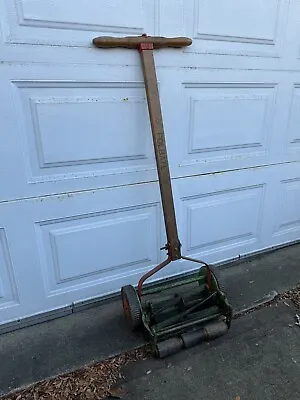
[121,285,142,331]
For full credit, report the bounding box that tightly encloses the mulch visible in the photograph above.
[1,346,152,400]
[2,285,300,400]
[278,284,300,309]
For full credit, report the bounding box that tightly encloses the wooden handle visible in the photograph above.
[92,34,192,49]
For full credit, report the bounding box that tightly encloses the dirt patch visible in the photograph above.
[278,285,300,309]
[1,346,151,400]
[2,285,299,400]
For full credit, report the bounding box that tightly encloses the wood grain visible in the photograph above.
[92,35,192,49]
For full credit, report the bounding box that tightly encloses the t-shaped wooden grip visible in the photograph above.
[92,34,192,49]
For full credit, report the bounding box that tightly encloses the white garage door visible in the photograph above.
[1,0,300,327]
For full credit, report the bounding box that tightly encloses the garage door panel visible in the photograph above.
[166,69,293,177]
[285,83,300,155]
[0,228,19,310]
[0,63,160,201]
[0,70,28,202]
[180,82,276,164]
[272,177,300,239]
[280,0,300,65]
[173,163,300,275]
[1,163,300,324]
[0,207,48,324]
[13,80,153,184]
[0,0,297,72]
[181,185,264,256]
[2,0,156,47]
[36,202,161,297]
[172,169,268,270]
[2,64,295,201]
[0,182,163,315]
[260,163,300,248]
[184,0,289,58]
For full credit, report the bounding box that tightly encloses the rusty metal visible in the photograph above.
[137,257,172,298]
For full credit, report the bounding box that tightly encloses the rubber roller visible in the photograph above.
[181,320,228,348]
[155,321,228,358]
[155,337,183,358]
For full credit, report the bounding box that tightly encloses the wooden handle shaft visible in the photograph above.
[92,35,192,49]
